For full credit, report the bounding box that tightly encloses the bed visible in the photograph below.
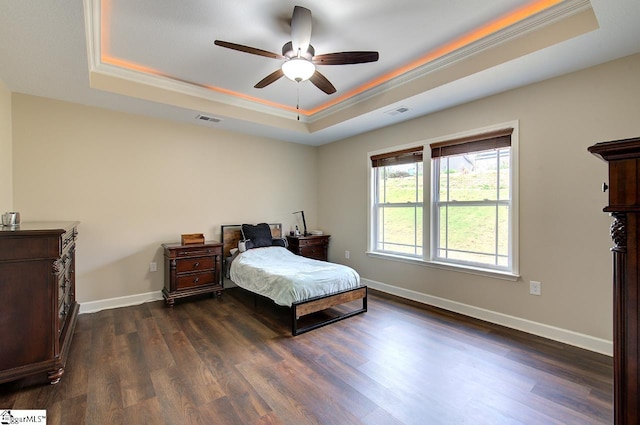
[221,224,367,335]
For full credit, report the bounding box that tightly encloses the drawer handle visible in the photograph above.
[194,277,200,283]
[194,262,200,268]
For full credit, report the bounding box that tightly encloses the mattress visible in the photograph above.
[229,246,360,307]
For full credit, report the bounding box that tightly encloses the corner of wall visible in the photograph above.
[0,78,13,212]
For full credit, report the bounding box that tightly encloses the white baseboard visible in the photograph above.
[79,291,164,314]
[79,282,238,314]
[77,280,613,356]
[363,278,613,356]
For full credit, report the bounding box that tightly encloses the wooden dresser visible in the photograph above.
[589,137,640,425]
[0,221,79,384]
[162,241,223,306]
[286,234,330,261]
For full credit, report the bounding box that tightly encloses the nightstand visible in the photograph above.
[162,241,223,306]
[286,234,331,261]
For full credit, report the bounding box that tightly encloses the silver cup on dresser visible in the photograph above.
[1,212,20,227]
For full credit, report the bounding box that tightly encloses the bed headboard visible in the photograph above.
[220,223,283,259]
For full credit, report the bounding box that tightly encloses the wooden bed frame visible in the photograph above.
[221,224,367,335]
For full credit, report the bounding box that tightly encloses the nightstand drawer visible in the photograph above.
[286,235,331,261]
[300,246,325,260]
[298,238,328,247]
[175,256,215,273]
[176,271,216,289]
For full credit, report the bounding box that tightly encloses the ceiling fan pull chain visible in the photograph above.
[297,85,300,121]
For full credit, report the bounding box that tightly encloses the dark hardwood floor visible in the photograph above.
[0,288,613,424]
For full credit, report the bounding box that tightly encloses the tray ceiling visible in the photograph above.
[1,0,639,144]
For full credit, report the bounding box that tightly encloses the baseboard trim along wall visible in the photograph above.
[362,278,613,356]
[79,283,238,314]
[77,281,613,356]
[79,291,164,314]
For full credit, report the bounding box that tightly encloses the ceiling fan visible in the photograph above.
[214,6,379,95]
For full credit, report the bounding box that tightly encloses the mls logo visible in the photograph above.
[0,410,13,425]
[0,410,47,424]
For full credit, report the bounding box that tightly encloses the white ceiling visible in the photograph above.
[1,0,639,146]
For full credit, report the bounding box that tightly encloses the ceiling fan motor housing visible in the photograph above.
[282,41,314,60]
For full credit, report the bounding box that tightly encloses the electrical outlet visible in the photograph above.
[149,262,157,272]
[529,281,541,296]
[345,250,350,259]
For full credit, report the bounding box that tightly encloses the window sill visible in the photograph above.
[366,251,520,281]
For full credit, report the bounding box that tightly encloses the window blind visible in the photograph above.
[370,146,423,168]
[430,128,513,158]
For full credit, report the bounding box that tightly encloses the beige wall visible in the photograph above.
[318,53,640,343]
[11,95,318,303]
[8,53,640,347]
[0,78,11,212]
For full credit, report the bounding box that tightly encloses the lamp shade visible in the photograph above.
[282,58,316,82]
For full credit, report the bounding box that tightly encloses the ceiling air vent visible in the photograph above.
[384,106,410,116]
[196,114,222,123]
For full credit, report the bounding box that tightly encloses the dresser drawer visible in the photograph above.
[176,271,216,289]
[56,253,72,303]
[58,274,71,304]
[58,292,73,336]
[175,256,215,273]
[62,228,77,252]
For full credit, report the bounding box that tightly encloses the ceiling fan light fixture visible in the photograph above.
[282,58,315,82]
[214,6,377,95]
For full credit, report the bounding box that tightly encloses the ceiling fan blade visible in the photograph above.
[309,71,336,95]
[254,69,284,88]
[313,51,379,65]
[291,6,312,55]
[214,40,284,60]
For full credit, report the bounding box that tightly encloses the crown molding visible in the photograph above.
[83,0,595,133]
[309,0,595,123]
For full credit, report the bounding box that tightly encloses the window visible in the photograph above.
[368,124,518,278]
[371,147,423,257]
[431,129,513,271]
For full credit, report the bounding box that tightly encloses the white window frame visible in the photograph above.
[432,148,511,271]
[367,121,519,281]
[372,161,424,257]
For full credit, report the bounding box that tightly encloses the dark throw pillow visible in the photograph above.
[271,238,286,247]
[241,223,273,249]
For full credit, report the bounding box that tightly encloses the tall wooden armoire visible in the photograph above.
[589,137,640,424]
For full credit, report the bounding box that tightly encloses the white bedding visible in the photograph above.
[229,246,360,307]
